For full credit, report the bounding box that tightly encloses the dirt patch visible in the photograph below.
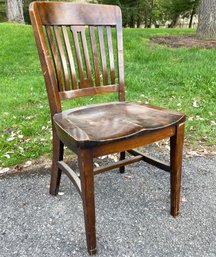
[150,34,216,48]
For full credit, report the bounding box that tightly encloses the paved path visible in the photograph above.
[0,156,215,257]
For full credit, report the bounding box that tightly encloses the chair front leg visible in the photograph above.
[50,129,64,195]
[170,123,185,217]
[78,149,97,255]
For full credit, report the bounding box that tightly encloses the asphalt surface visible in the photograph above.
[0,155,216,257]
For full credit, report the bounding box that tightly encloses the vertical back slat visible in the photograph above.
[46,26,64,91]
[62,26,78,90]
[71,26,85,88]
[89,26,101,87]
[53,26,70,90]
[31,2,125,101]
[98,26,108,85]
[116,23,125,101]
[80,28,94,87]
[106,26,115,84]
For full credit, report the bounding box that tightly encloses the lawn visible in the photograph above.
[0,23,215,167]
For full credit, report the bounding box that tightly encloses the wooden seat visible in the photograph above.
[30,2,186,255]
[54,102,185,145]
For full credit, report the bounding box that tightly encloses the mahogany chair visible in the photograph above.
[30,2,186,255]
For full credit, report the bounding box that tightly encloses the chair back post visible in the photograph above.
[29,2,62,118]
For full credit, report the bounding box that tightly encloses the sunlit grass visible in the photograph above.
[0,24,215,167]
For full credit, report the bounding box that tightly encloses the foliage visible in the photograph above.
[99,0,199,28]
[23,0,34,24]
[98,0,156,27]
[0,0,6,22]
[160,0,199,27]
[1,0,200,27]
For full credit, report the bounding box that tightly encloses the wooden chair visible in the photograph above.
[30,2,186,255]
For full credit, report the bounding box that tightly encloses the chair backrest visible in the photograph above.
[29,2,125,115]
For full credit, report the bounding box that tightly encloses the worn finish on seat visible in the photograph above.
[54,102,185,145]
[30,2,186,255]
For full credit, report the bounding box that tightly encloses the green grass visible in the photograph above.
[0,23,215,167]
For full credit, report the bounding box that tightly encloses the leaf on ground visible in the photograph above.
[18,146,24,153]
[124,174,133,179]
[7,137,15,142]
[94,162,100,168]
[25,116,35,120]
[186,148,215,158]
[192,100,199,108]
[165,145,170,150]
[0,167,10,174]
[195,116,205,121]
[98,155,107,160]
[181,196,187,202]
[23,161,32,168]
[108,154,118,162]
[186,150,202,157]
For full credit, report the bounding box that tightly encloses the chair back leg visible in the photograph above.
[119,151,126,173]
[50,131,64,195]
[170,123,185,217]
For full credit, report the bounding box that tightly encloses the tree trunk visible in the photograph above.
[169,15,179,28]
[148,0,154,28]
[137,16,141,28]
[5,0,24,23]
[197,0,216,38]
[189,8,195,28]
[129,14,135,28]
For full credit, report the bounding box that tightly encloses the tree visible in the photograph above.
[5,0,24,23]
[188,0,199,28]
[197,0,216,38]
[160,0,199,28]
[23,0,35,24]
[99,0,160,28]
[99,0,199,28]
